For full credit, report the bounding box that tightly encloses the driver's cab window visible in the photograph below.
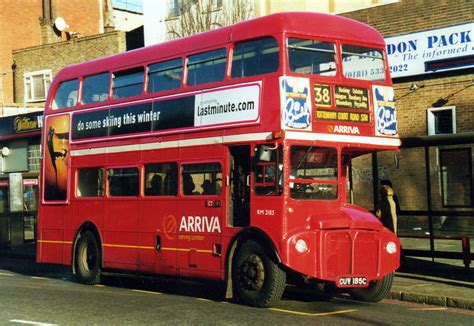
[254,144,282,196]
[290,146,338,200]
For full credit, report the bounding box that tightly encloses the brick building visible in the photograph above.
[340,1,474,253]
[0,0,141,247]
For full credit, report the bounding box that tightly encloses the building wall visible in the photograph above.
[341,0,474,137]
[0,0,42,104]
[343,0,474,237]
[0,0,103,106]
[12,31,127,107]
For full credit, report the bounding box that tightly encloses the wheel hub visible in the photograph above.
[240,254,265,291]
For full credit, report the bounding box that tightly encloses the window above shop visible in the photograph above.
[24,69,52,103]
[427,106,456,135]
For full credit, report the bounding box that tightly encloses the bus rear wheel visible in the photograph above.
[349,272,394,302]
[74,231,101,285]
[233,240,286,307]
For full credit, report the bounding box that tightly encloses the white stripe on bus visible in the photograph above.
[71,131,399,157]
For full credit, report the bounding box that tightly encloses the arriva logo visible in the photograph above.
[179,215,221,233]
[328,125,360,135]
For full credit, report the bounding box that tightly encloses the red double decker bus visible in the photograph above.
[38,12,400,307]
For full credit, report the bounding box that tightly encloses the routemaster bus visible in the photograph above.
[37,12,400,307]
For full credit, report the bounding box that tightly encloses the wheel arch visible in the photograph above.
[71,221,103,274]
[224,227,281,299]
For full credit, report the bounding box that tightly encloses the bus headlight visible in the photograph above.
[295,239,309,254]
[386,241,397,254]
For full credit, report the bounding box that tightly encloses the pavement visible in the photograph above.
[1,243,473,310]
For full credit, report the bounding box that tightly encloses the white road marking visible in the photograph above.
[9,320,57,326]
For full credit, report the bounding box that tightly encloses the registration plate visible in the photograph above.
[337,276,368,287]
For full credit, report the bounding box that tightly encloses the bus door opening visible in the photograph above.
[229,146,251,227]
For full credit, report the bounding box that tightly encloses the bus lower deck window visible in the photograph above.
[107,168,139,197]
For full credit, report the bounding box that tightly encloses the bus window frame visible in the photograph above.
[180,161,223,197]
[185,47,228,87]
[75,167,105,199]
[106,166,141,198]
[146,57,184,95]
[80,71,112,107]
[340,43,386,82]
[285,35,339,78]
[111,66,146,100]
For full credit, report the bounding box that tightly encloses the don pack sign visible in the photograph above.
[385,22,473,77]
[72,84,261,141]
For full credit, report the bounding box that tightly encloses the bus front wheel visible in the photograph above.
[233,240,286,307]
[349,272,394,302]
[74,231,101,285]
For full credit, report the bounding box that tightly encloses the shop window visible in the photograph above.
[107,167,139,197]
[52,79,79,109]
[439,148,472,207]
[77,168,104,197]
[112,67,144,99]
[24,69,52,102]
[145,162,178,196]
[427,107,456,135]
[0,183,8,213]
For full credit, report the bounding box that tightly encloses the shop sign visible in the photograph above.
[0,112,43,138]
[386,23,473,78]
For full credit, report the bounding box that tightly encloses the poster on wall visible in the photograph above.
[280,77,312,130]
[44,115,70,202]
[385,22,473,78]
[373,86,397,136]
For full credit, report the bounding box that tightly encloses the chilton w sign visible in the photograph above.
[385,23,473,78]
[0,111,43,139]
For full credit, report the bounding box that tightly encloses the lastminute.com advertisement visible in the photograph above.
[71,83,261,141]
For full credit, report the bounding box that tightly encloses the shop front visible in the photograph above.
[0,111,42,247]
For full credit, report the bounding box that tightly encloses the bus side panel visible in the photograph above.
[103,199,139,271]
[139,199,178,276]
[37,205,67,264]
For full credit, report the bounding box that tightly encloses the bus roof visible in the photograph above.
[54,12,385,81]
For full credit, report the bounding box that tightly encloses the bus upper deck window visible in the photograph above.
[231,37,279,78]
[112,67,144,99]
[52,79,79,109]
[148,58,182,93]
[342,45,385,81]
[187,48,226,86]
[288,38,336,76]
[82,72,110,105]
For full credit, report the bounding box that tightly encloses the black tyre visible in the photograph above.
[349,272,394,302]
[74,231,101,285]
[233,240,286,307]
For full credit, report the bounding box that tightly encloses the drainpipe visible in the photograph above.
[11,61,16,103]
